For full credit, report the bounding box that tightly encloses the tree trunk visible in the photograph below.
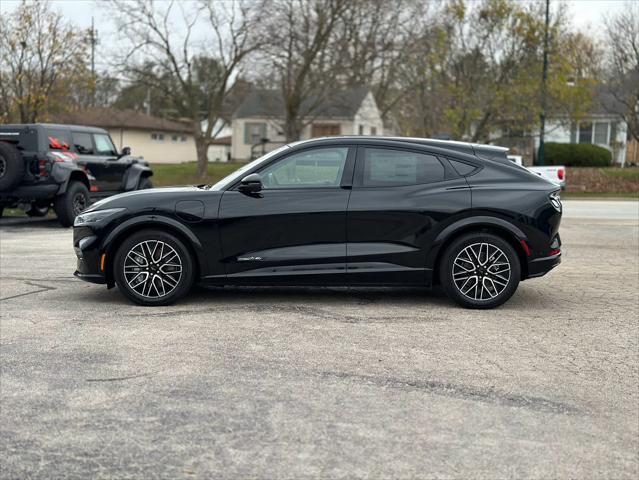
[195,137,209,179]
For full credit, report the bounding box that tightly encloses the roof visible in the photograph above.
[210,135,231,146]
[233,86,371,120]
[50,108,191,133]
[591,73,638,116]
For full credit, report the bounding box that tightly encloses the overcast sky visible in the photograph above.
[0,0,628,73]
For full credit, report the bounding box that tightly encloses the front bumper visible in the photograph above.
[73,227,105,284]
[527,252,562,278]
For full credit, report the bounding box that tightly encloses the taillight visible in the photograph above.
[557,168,565,180]
[549,248,561,256]
[38,158,49,177]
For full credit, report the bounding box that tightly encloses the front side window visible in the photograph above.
[361,148,445,187]
[72,132,94,154]
[93,133,117,155]
[260,147,348,189]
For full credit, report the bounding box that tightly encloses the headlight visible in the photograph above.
[549,191,562,213]
[74,208,125,226]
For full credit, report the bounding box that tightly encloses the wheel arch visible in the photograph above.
[123,164,153,191]
[57,170,90,194]
[428,217,529,284]
[102,217,204,288]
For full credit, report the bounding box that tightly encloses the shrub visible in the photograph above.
[545,142,612,167]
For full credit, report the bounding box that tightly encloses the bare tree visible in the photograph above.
[110,0,262,178]
[259,0,348,141]
[0,0,89,122]
[604,3,639,142]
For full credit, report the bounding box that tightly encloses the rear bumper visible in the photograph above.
[527,252,561,278]
[0,184,59,201]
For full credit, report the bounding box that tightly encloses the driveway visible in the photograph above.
[1,200,638,478]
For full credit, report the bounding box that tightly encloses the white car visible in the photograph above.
[508,155,566,189]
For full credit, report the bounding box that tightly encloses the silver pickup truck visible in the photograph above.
[508,155,566,190]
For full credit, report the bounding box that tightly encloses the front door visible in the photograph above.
[346,146,471,285]
[218,146,354,284]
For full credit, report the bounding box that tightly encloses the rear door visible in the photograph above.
[346,146,471,285]
[218,146,355,284]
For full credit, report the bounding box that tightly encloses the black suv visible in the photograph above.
[0,124,153,226]
[73,136,562,309]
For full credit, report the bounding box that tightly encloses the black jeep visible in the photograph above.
[0,124,153,226]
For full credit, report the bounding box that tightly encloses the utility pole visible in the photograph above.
[538,0,550,166]
[88,17,98,107]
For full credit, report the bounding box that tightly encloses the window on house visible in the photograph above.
[361,148,445,187]
[358,125,364,135]
[244,122,266,145]
[181,135,187,142]
[578,123,593,143]
[151,133,165,141]
[171,135,179,142]
[370,126,377,136]
[594,122,609,145]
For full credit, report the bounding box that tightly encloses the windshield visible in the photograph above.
[209,144,290,190]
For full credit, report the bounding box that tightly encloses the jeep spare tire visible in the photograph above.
[0,142,25,192]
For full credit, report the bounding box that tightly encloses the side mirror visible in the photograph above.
[238,173,262,193]
[121,146,131,156]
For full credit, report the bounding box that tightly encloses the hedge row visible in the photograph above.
[544,142,612,167]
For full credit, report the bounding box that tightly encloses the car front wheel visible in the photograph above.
[440,232,521,309]
[114,229,194,306]
[54,181,90,227]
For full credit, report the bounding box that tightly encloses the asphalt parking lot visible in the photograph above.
[1,200,638,479]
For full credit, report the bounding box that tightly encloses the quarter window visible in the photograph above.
[46,129,71,151]
[72,132,94,154]
[260,147,348,189]
[361,148,445,187]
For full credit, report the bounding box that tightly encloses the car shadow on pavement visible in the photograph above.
[0,216,63,229]
[72,282,451,309]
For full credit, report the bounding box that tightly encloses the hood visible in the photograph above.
[86,186,206,212]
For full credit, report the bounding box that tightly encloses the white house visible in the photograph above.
[230,86,385,161]
[484,89,630,165]
[54,108,196,164]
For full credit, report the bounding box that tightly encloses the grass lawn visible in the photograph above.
[150,162,244,187]
[561,191,638,200]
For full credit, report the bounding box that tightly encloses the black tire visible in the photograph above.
[26,202,50,217]
[54,181,90,227]
[439,232,521,309]
[138,176,153,189]
[113,229,194,306]
[0,142,25,192]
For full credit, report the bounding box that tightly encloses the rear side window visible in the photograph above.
[448,159,477,176]
[46,128,72,151]
[72,132,94,154]
[0,128,38,151]
[93,133,117,155]
[360,148,445,187]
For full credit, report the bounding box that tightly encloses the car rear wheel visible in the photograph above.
[54,181,90,227]
[114,229,194,306]
[440,233,520,309]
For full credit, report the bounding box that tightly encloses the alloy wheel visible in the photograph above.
[452,242,511,301]
[123,240,183,298]
[72,193,87,216]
